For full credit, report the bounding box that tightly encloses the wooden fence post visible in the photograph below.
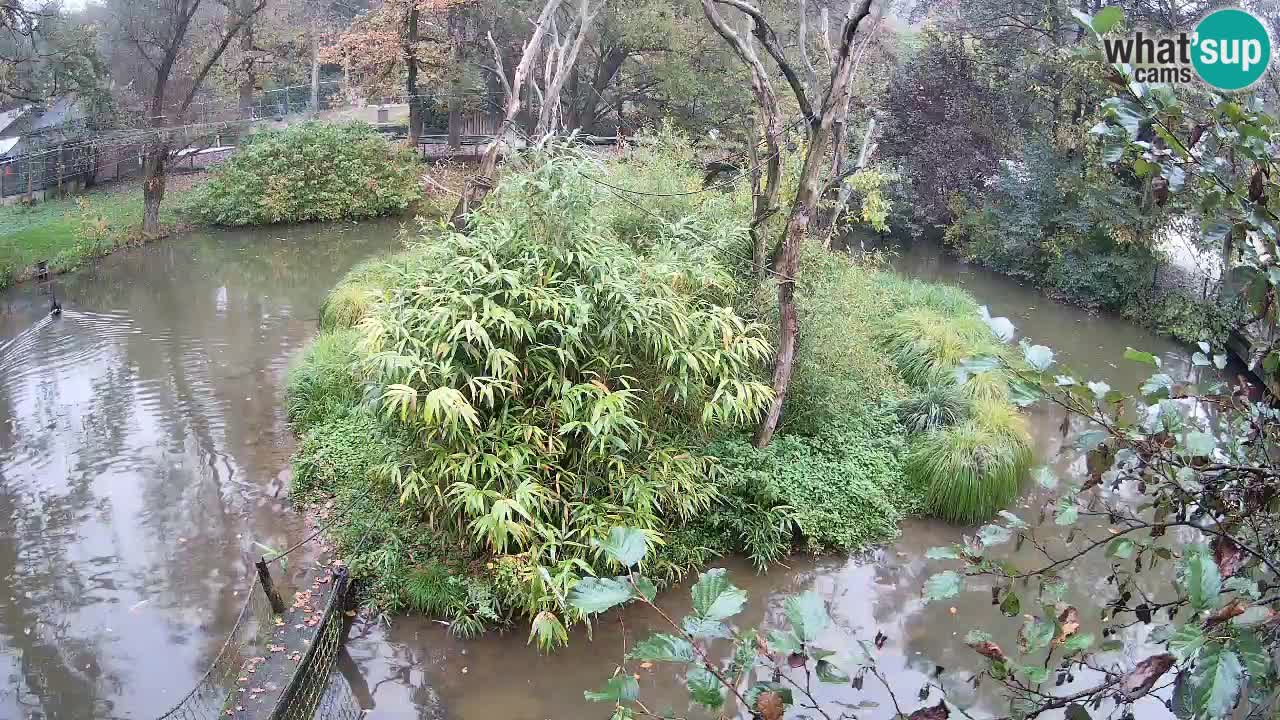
[255,557,287,614]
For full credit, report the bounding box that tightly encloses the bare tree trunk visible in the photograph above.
[535,0,599,137]
[451,0,562,231]
[406,5,421,146]
[310,20,321,116]
[142,143,169,237]
[238,7,256,117]
[706,0,875,448]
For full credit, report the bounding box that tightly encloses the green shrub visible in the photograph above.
[291,410,401,497]
[709,408,915,559]
[1122,290,1237,347]
[284,328,364,432]
[906,398,1032,524]
[784,247,910,433]
[187,122,420,225]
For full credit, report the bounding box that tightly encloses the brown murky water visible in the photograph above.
[0,220,402,719]
[0,227,1206,720]
[337,241,1205,720]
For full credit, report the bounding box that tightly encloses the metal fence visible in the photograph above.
[151,549,355,720]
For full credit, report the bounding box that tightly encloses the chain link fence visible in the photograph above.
[154,581,281,720]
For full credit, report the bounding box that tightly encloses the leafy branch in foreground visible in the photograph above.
[580,325,1278,720]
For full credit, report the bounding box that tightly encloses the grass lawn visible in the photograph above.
[0,175,201,288]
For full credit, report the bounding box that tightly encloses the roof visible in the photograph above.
[0,105,32,136]
[30,97,83,131]
[0,137,19,156]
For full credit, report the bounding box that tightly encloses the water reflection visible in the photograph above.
[0,220,402,719]
[340,241,1197,720]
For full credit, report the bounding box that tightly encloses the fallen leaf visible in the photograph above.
[1054,606,1080,644]
[1204,598,1247,627]
[1212,537,1245,578]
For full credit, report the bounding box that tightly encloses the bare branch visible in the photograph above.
[711,0,816,128]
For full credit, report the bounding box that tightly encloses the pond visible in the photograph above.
[337,240,1204,720]
[0,228,1200,719]
[0,219,403,719]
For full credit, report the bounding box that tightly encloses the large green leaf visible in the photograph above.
[1169,623,1206,661]
[690,568,747,621]
[1192,644,1243,719]
[682,616,731,640]
[784,591,830,643]
[816,659,850,683]
[978,524,1014,547]
[628,634,695,663]
[585,674,640,703]
[1124,347,1161,367]
[597,527,648,568]
[1018,616,1055,653]
[1235,631,1273,683]
[569,576,635,614]
[1182,432,1216,458]
[1182,545,1222,612]
[685,665,724,710]
[1023,344,1055,371]
[924,571,963,602]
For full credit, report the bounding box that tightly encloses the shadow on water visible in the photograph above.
[0,218,404,719]
[337,238,1207,720]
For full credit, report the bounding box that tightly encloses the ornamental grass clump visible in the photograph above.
[878,307,1004,387]
[906,398,1033,524]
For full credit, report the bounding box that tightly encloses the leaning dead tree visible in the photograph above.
[702,0,876,448]
[450,0,598,231]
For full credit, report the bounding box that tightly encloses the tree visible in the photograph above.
[108,0,266,236]
[701,0,877,447]
[0,1,105,104]
[879,29,1012,238]
[449,0,599,230]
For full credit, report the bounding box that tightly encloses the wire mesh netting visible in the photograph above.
[267,569,352,720]
[148,557,355,720]
[154,581,281,720]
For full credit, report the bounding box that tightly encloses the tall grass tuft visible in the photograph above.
[896,382,972,433]
[878,307,1001,387]
[906,399,1032,524]
[284,328,364,431]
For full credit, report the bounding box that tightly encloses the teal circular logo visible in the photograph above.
[1192,8,1272,91]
